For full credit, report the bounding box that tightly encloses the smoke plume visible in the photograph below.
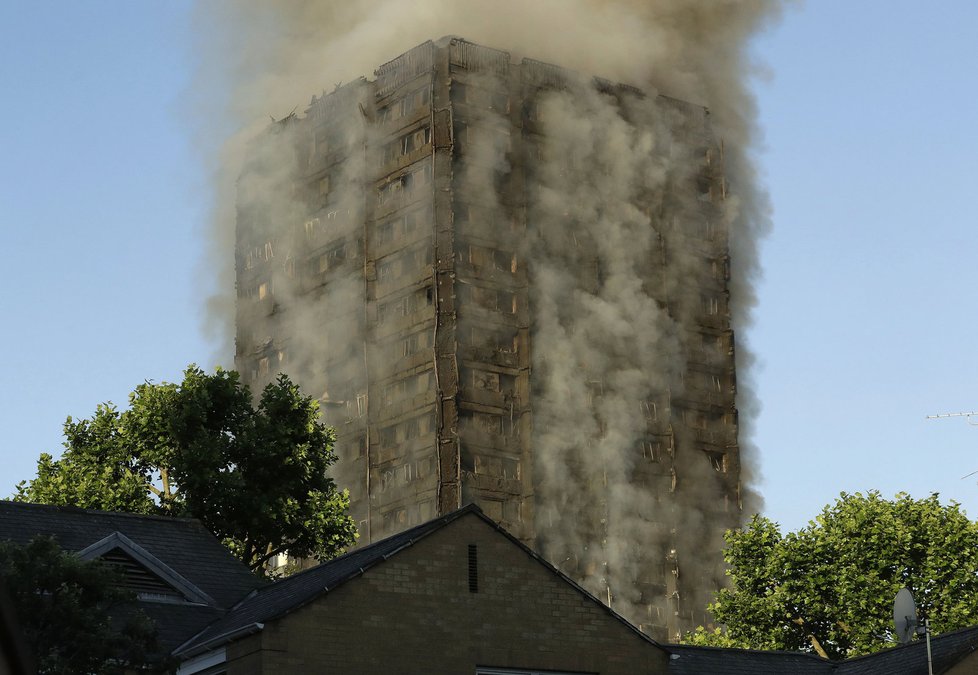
[193,0,782,637]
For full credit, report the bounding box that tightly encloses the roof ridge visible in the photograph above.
[244,503,482,596]
[836,623,978,664]
[0,500,204,525]
[667,643,830,660]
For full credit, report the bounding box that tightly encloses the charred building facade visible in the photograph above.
[235,37,741,640]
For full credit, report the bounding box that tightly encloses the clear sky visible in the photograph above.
[2,1,977,534]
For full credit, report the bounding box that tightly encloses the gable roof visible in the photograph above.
[175,505,485,656]
[665,625,978,674]
[0,501,262,610]
[176,503,661,658]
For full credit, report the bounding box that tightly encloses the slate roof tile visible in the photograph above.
[0,501,262,609]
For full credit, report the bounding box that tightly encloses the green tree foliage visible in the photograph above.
[0,536,157,674]
[15,366,357,570]
[684,491,978,659]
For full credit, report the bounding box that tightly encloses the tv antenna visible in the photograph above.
[926,410,978,425]
[892,588,933,675]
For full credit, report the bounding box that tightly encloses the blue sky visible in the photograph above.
[2,1,977,533]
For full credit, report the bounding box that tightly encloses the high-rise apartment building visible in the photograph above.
[235,37,741,640]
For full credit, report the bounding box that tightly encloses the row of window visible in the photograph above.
[471,453,521,481]
[450,81,510,114]
[377,162,432,205]
[243,242,274,270]
[457,243,518,274]
[377,246,428,285]
[383,126,432,164]
[378,412,437,446]
[303,208,354,239]
[461,284,519,315]
[250,350,287,381]
[682,408,735,430]
[239,280,271,301]
[378,86,430,125]
[375,205,432,245]
[384,328,431,360]
[380,498,437,533]
[380,370,433,408]
[465,325,520,356]
[376,287,434,325]
[460,410,517,438]
[467,368,516,395]
[313,241,348,275]
[378,455,435,493]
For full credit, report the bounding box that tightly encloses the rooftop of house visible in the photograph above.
[176,502,659,658]
[665,624,978,674]
[0,500,264,654]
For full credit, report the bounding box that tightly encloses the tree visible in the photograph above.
[0,536,157,674]
[15,366,357,570]
[684,491,978,659]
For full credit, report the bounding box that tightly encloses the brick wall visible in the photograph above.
[225,512,668,674]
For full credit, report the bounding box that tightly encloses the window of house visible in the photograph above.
[377,258,395,282]
[378,179,403,205]
[356,393,368,417]
[401,333,420,358]
[376,221,394,245]
[401,127,431,155]
[706,450,726,472]
[642,439,660,462]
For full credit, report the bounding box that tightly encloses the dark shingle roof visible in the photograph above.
[666,625,978,674]
[0,501,263,610]
[836,625,978,675]
[666,644,833,674]
[175,505,483,656]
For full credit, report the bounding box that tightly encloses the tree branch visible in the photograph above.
[250,542,290,571]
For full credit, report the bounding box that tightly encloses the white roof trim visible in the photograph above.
[78,531,216,606]
[175,647,227,674]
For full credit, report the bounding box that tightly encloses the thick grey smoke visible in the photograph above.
[193,0,782,637]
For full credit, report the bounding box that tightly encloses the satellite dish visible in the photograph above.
[893,587,918,644]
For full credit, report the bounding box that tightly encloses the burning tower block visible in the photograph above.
[235,37,740,641]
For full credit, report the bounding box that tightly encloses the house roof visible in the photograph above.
[0,500,264,655]
[665,625,978,674]
[666,644,832,674]
[176,505,485,656]
[835,625,978,675]
[176,503,661,658]
[0,501,262,610]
